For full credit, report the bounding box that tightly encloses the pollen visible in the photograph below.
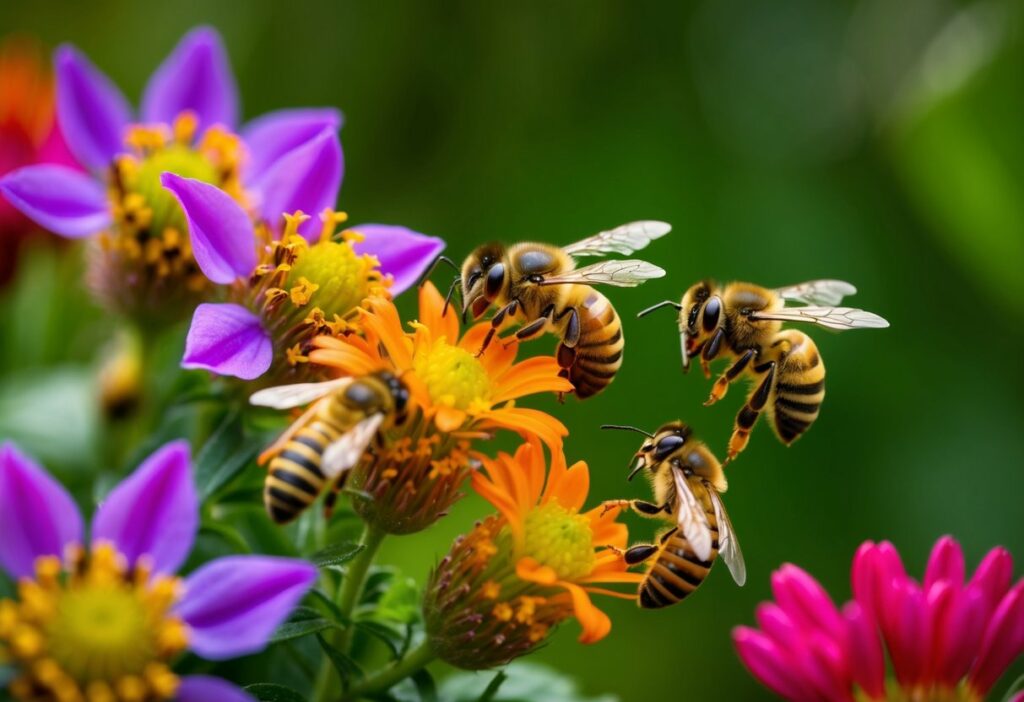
[412,340,493,411]
[522,503,596,581]
[285,238,375,318]
[0,542,187,702]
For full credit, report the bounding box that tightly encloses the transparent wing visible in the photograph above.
[776,280,857,306]
[250,378,351,410]
[750,306,889,331]
[707,483,746,586]
[562,221,671,258]
[320,413,385,479]
[672,468,713,562]
[539,259,666,288]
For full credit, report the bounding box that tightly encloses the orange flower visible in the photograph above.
[423,441,641,669]
[310,281,570,449]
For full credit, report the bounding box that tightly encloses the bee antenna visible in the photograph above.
[601,424,654,438]
[417,255,460,289]
[637,300,683,319]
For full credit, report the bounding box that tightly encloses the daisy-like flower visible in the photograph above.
[422,440,642,669]
[733,536,1024,702]
[307,282,570,533]
[0,34,77,284]
[162,173,444,382]
[0,27,347,319]
[0,441,316,702]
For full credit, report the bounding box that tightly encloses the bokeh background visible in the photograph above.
[1,1,1023,699]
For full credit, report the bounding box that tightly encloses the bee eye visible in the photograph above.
[654,435,685,460]
[702,297,721,332]
[485,263,505,298]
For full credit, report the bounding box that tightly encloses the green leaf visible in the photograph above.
[269,617,336,643]
[440,662,618,702]
[195,410,262,501]
[1001,674,1024,702]
[308,588,347,623]
[353,619,404,658]
[310,541,365,568]
[244,683,308,702]
[374,574,421,624]
[317,633,364,681]
[411,669,438,702]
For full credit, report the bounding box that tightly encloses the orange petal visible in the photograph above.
[434,405,467,432]
[480,407,567,452]
[418,281,460,344]
[308,347,378,376]
[543,456,589,512]
[461,323,519,376]
[559,580,612,644]
[471,471,523,535]
[585,505,629,548]
[362,297,413,368]
[515,556,559,586]
[493,356,572,402]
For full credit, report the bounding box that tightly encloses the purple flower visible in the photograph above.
[0,440,317,702]
[162,176,444,381]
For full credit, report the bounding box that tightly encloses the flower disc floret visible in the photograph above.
[522,503,596,581]
[412,339,493,411]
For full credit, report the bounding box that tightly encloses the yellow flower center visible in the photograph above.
[285,238,374,319]
[522,502,596,581]
[0,543,187,702]
[412,339,492,411]
[134,143,219,232]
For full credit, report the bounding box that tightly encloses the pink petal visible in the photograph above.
[772,564,845,636]
[733,626,819,702]
[969,547,1014,617]
[842,602,886,700]
[969,581,1024,695]
[925,536,965,591]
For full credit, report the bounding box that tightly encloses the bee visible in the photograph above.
[602,422,745,608]
[639,279,889,461]
[427,221,670,399]
[250,371,410,524]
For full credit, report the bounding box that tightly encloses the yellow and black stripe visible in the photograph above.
[569,290,625,399]
[639,522,720,609]
[770,334,826,446]
[264,421,342,524]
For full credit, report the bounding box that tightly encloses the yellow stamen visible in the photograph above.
[521,503,596,581]
[412,340,492,411]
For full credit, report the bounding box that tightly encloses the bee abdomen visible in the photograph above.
[638,533,719,609]
[771,335,826,445]
[570,291,624,399]
[264,421,340,524]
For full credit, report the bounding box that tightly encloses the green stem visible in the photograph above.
[312,523,387,702]
[339,639,435,701]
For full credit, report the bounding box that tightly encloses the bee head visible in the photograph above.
[461,243,507,319]
[372,370,412,422]
[617,422,690,480]
[679,280,722,372]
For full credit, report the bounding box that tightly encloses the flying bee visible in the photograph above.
[250,371,410,524]
[639,279,889,461]
[426,221,670,399]
[601,422,745,609]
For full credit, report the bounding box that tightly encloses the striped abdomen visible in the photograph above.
[569,290,624,399]
[264,420,342,524]
[639,520,720,609]
[769,330,826,445]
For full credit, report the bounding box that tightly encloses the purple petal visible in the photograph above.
[177,676,256,702]
[176,555,316,660]
[0,165,110,238]
[241,108,343,185]
[160,173,255,283]
[141,26,238,131]
[183,303,272,380]
[54,45,132,171]
[350,223,445,295]
[0,443,84,579]
[251,129,342,238]
[91,441,197,574]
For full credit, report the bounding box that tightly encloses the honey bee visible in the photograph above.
[250,371,410,524]
[639,279,889,461]
[429,221,670,399]
[602,422,745,608]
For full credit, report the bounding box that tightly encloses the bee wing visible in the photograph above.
[706,482,746,586]
[750,306,889,331]
[672,467,713,562]
[561,221,671,258]
[249,378,352,410]
[538,259,666,288]
[320,413,386,480]
[776,279,857,307]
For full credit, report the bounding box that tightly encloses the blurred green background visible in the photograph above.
[2,1,1023,699]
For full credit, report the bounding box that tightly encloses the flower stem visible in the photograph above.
[312,523,387,702]
[339,639,436,701]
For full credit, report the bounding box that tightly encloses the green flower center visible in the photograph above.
[522,502,596,581]
[286,239,374,318]
[135,144,218,233]
[412,340,492,410]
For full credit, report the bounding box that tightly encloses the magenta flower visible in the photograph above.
[733,536,1024,701]
[0,440,317,702]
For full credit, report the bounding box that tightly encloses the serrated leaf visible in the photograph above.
[411,669,438,702]
[244,683,308,702]
[268,617,336,643]
[310,541,365,568]
[317,633,364,681]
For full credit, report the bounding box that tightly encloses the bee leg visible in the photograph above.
[726,360,776,462]
[322,471,351,520]
[558,307,581,348]
[477,300,519,356]
[600,499,668,518]
[700,327,726,379]
[622,543,660,566]
[706,348,756,407]
[513,303,556,342]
